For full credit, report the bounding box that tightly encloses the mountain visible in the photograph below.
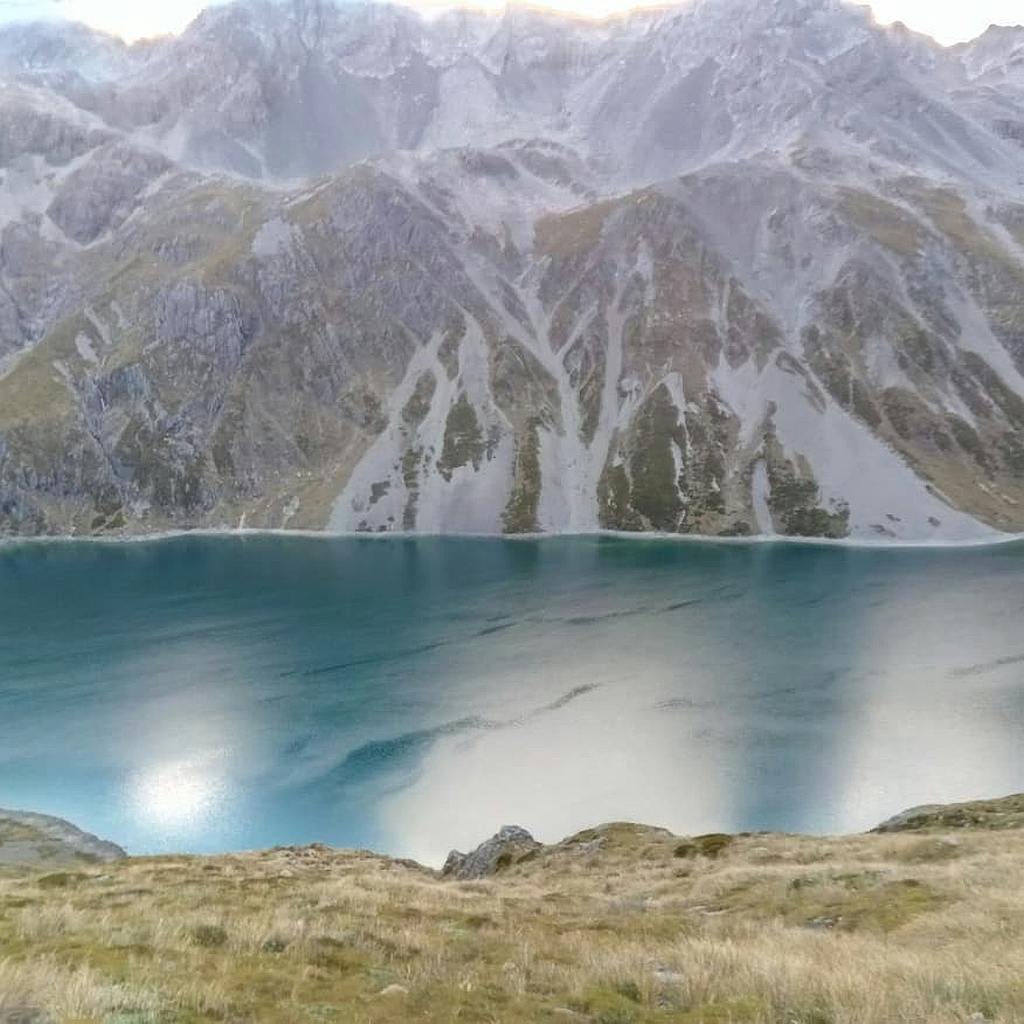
[1,0,1024,541]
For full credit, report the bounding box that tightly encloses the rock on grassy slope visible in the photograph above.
[0,809,125,867]
[2,797,1024,1022]
[873,792,1024,833]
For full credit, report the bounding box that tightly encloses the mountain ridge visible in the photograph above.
[2,0,1024,541]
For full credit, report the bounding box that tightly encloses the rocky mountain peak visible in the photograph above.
[0,0,1023,542]
[442,826,540,879]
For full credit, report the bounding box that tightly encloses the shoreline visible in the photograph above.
[4,793,1023,868]
[1,525,1023,552]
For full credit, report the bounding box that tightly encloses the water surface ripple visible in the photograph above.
[2,535,1023,864]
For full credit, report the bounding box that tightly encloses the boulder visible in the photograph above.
[442,825,540,880]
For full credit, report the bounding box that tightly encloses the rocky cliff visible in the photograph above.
[2,0,1024,541]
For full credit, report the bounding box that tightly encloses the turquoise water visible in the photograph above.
[1,534,1023,865]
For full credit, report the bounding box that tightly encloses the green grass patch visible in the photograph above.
[437,394,485,481]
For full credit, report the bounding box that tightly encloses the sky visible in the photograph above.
[0,0,1020,46]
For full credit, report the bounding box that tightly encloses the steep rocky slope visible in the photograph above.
[1,0,1024,540]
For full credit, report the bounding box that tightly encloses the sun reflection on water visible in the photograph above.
[4,536,1024,858]
[127,756,230,834]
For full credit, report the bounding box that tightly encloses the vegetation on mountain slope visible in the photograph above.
[3,2,1024,540]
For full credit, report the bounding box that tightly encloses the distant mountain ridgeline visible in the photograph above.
[1,0,1024,540]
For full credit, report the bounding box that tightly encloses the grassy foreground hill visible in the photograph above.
[2,798,1024,1023]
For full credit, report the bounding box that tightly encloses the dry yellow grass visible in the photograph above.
[1,814,1023,1023]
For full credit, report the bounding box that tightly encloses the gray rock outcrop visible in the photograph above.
[442,825,541,880]
[0,809,127,866]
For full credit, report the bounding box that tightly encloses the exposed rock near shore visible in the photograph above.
[0,809,126,866]
[873,793,1024,833]
[442,825,541,880]
[2,2,1024,542]
[6,792,1023,873]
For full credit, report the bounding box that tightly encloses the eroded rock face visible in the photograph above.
[0,0,1024,541]
[442,826,540,880]
[46,143,173,245]
[0,809,127,866]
